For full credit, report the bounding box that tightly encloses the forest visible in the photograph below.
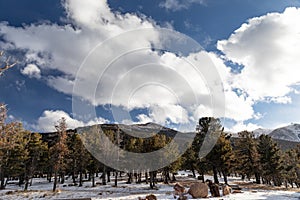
[1,104,299,193]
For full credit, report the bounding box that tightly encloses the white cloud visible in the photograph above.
[35,110,109,132]
[0,0,228,127]
[218,7,300,102]
[21,64,41,79]
[136,114,153,124]
[159,0,206,11]
[269,96,292,104]
[3,0,299,131]
[226,121,262,133]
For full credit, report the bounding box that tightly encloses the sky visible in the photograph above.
[1,0,300,132]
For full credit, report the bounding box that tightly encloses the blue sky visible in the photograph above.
[0,0,300,132]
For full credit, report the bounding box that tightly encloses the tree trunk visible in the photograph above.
[149,172,154,189]
[88,172,91,181]
[102,167,106,185]
[163,169,169,184]
[53,171,57,192]
[24,176,29,191]
[222,171,228,185]
[127,173,132,184]
[255,172,261,184]
[149,171,156,189]
[138,173,142,183]
[191,167,196,178]
[72,171,76,184]
[0,172,5,189]
[213,166,219,184]
[19,175,24,186]
[92,172,95,187]
[145,172,148,184]
[47,171,52,182]
[114,171,118,187]
[79,170,83,187]
[172,173,176,181]
[241,174,245,181]
[60,173,65,184]
[107,171,110,183]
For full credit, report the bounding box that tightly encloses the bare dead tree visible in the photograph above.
[0,51,17,76]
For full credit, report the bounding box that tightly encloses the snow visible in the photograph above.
[0,173,299,200]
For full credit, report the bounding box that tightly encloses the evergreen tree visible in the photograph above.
[182,117,211,178]
[0,120,29,189]
[282,145,300,188]
[196,117,226,184]
[258,135,283,186]
[234,131,261,183]
[50,117,69,192]
[205,131,233,184]
[24,132,48,190]
[67,133,89,186]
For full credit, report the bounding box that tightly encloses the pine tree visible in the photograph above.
[258,135,283,186]
[10,126,30,187]
[50,117,69,192]
[0,120,29,189]
[182,117,211,178]
[282,145,300,188]
[0,104,7,189]
[24,132,48,190]
[67,132,89,186]
[234,131,261,183]
[205,131,233,184]
[196,117,227,184]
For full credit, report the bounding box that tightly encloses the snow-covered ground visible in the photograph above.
[0,172,299,200]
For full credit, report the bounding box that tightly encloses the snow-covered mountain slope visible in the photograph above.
[253,128,273,137]
[268,123,300,142]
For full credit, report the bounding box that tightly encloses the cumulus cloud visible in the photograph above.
[218,7,300,102]
[35,110,109,132]
[2,0,299,131]
[159,0,206,11]
[0,0,228,128]
[21,64,41,79]
[226,121,262,133]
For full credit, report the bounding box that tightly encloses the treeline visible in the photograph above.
[184,117,300,188]
[1,104,300,191]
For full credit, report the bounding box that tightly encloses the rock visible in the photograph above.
[222,185,231,196]
[174,183,185,195]
[206,180,220,197]
[177,195,188,200]
[232,190,243,194]
[138,194,157,200]
[188,182,208,198]
[5,191,14,195]
[145,194,157,200]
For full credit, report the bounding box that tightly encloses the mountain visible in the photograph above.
[268,123,300,142]
[78,122,179,138]
[253,128,273,137]
[40,122,298,151]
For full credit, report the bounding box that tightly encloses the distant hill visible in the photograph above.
[40,122,188,146]
[268,124,300,142]
[40,122,299,151]
[253,128,273,137]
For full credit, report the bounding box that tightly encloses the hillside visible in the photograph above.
[40,122,299,151]
[269,123,300,142]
